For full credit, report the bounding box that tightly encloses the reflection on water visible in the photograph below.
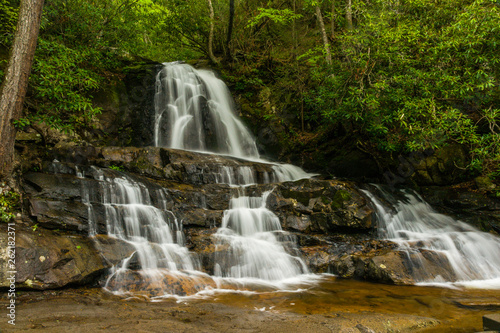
[183,276,500,333]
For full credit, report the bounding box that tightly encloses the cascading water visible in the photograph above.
[76,167,210,296]
[153,62,314,288]
[364,186,500,288]
[214,191,308,282]
[63,61,500,299]
[154,62,259,158]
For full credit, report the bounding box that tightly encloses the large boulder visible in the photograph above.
[330,247,458,285]
[2,224,107,289]
[265,179,374,233]
[410,144,468,186]
[0,222,137,290]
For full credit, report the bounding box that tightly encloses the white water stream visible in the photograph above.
[85,62,317,297]
[364,186,500,289]
[154,62,260,158]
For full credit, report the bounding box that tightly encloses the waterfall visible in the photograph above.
[214,190,308,281]
[69,61,500,297]
[153,62,313,287]
[73,62,316,298]
[78,167,207,296]
[154,62,259,159]
[364,186,500,288]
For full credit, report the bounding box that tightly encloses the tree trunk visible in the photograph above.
[331,0,335,39]
[207,0,219,64]
[225,0,235,61]
[346,0,353,31]
[316,5,332,65]
[0,0,44,181]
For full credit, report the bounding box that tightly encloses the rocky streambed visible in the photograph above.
[2,278,500,332]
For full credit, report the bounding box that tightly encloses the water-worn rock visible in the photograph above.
[0,222,140,290]
[420,184,500,235]
[105,270,217,297]
[92,235,136,266]
[17,156,382,289]
[330,247,458,285]
[267,179,374,233]
[22,147,463,290]
[49,145,277,185]
[92,61,161,147]
[0,224,108,289]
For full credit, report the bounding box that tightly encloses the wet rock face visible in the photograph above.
[0,221,139,290]
[0,224,108,289]
[49,145,277,185]
[0,222,137,290]
[23,146,475,290]
[17,149,379,289]
[92,62,161,147]
[420,185,500,235]
[269,179,374,233]
[329,246,459,285]
[29,147,376,235]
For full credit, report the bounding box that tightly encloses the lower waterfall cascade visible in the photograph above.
[69,62,500,298]
[363,186,500,289]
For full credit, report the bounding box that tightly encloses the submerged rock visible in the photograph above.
[105,270,217,297]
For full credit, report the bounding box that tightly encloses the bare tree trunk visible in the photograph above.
[225,0,235,61]
[331,0,335,39]
[316,5,332,65]
[207,0,219,64]
[346,0,353,31]
[0,0,44,181]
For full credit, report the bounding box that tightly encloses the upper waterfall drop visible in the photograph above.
[154,62,260,159]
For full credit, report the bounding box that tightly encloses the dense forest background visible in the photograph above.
[0,0,499,190]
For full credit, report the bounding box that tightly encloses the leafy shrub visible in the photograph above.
[27,38,103,133]
[306,0,500,178]
[0,0,18,46]
[0,190,19,223]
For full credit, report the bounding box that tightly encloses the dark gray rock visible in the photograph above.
[1,224,108,289]
[420,185,500,235]
[483,313,500,331]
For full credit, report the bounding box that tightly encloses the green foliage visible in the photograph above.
[4,0,497,183]
[0,190,19,223]
[305,0,500,177]
[469,108,500,177]
[109,165,125,172]
[156,0,210,59]
[13,117,31,129]
[0,0,18,46]
[42,0,138,49]
[247,8,302,28]
[28,38,103,132]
